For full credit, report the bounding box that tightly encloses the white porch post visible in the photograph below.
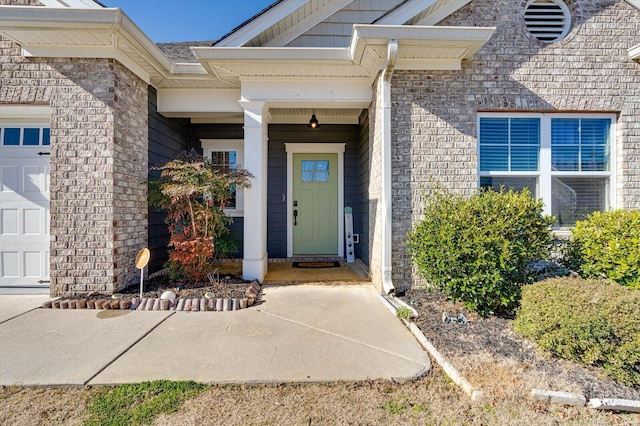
[241,101,269,281]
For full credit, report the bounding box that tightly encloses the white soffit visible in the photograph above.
[193,24,495,82]
[0,6,221,88]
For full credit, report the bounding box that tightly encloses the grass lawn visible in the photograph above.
[1,366,636,425]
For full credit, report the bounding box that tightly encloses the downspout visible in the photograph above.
[381,39,398,295]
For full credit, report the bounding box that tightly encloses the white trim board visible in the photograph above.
[285,143,346,258]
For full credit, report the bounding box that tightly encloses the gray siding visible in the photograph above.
[267,124,363,260]
[147,86,190,272]
[191,123,245,258]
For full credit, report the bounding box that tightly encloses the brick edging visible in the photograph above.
[41,280,261,312]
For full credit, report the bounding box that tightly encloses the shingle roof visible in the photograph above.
[213,0,283,46]
[156,40,217,63]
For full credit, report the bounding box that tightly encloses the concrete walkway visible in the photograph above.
[0,285,430,386]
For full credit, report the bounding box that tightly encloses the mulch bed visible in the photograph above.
[44,273,259,312]
[400,288,640,401]
[121,273,251,300]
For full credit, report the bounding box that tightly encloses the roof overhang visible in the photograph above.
[192,24,495,85]
[0,6,223,88]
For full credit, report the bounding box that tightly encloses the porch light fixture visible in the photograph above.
[308,113,319,128]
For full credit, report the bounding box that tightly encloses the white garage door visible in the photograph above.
[0,126,50,293]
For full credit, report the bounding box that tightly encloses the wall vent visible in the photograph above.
[525,0,571,43]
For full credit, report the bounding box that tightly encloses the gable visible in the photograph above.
[215,0,475,48]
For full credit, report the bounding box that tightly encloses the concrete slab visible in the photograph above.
[0,309,172,386]
[91,285,430,385]
[258,285,429,362]
[0,295,54,324]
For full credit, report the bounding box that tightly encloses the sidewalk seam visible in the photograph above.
[83,312,176,386]
[257,309,430,368]
[0,306,43,326]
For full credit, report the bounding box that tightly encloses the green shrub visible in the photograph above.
[563,209,640,289]
[406,187,553,316]
[515,277,640,386]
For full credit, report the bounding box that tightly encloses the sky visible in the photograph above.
[101,0,276,43]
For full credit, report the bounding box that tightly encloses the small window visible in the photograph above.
[525,0,571,43]
[42,128,50,145]
[23,128,40,146]
[301,160,330,182]
[1,126,50,146]
[201,139,244,216]
[3,128,20,145]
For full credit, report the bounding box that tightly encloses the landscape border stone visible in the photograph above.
[41,280,261,313]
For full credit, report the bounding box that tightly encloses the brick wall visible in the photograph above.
[0,36,148,296]
[390,0,640,290]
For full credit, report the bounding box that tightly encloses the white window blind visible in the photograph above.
[478,114,614,228]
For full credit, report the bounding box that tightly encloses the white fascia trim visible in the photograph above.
[214,0,309,47]
[629,44,640,61]
[625,0,640,10]
[0,7,176,83]
[0,105,51,124]
[376,0,438,25]
[157,88,242,115]
[350,24,495,63]
[263,0,355,47]
[414,0,473,25]
[192,46,350,62]
[194,24,495,80]
[38,0,102,8]
[240,77,372,105]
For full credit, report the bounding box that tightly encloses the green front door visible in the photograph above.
[293,153,338,255]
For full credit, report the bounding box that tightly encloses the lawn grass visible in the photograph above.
[83,380,207,425]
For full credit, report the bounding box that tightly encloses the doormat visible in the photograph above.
[292,261,341,269]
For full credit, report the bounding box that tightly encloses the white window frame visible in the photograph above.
[478,113,617,226]
[201,139,244,218]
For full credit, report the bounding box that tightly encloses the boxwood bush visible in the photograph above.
[515,277,640,386]
[406,187,553,316]
[563,209,640,289]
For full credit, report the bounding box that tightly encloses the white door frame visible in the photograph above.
[285,143,345,258]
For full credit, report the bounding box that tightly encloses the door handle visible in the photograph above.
[293,209,298,226]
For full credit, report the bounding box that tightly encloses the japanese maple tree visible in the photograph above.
[150,151,253,282]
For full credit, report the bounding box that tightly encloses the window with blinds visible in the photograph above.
[201,139,244,216]
[210,150,238,209]
[479,114,614,228]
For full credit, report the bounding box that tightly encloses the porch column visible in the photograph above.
[241,101,269,281]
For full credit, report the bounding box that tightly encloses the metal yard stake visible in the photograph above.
[136,248,151,299]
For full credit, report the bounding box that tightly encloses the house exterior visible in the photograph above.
[0,0,638,296]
